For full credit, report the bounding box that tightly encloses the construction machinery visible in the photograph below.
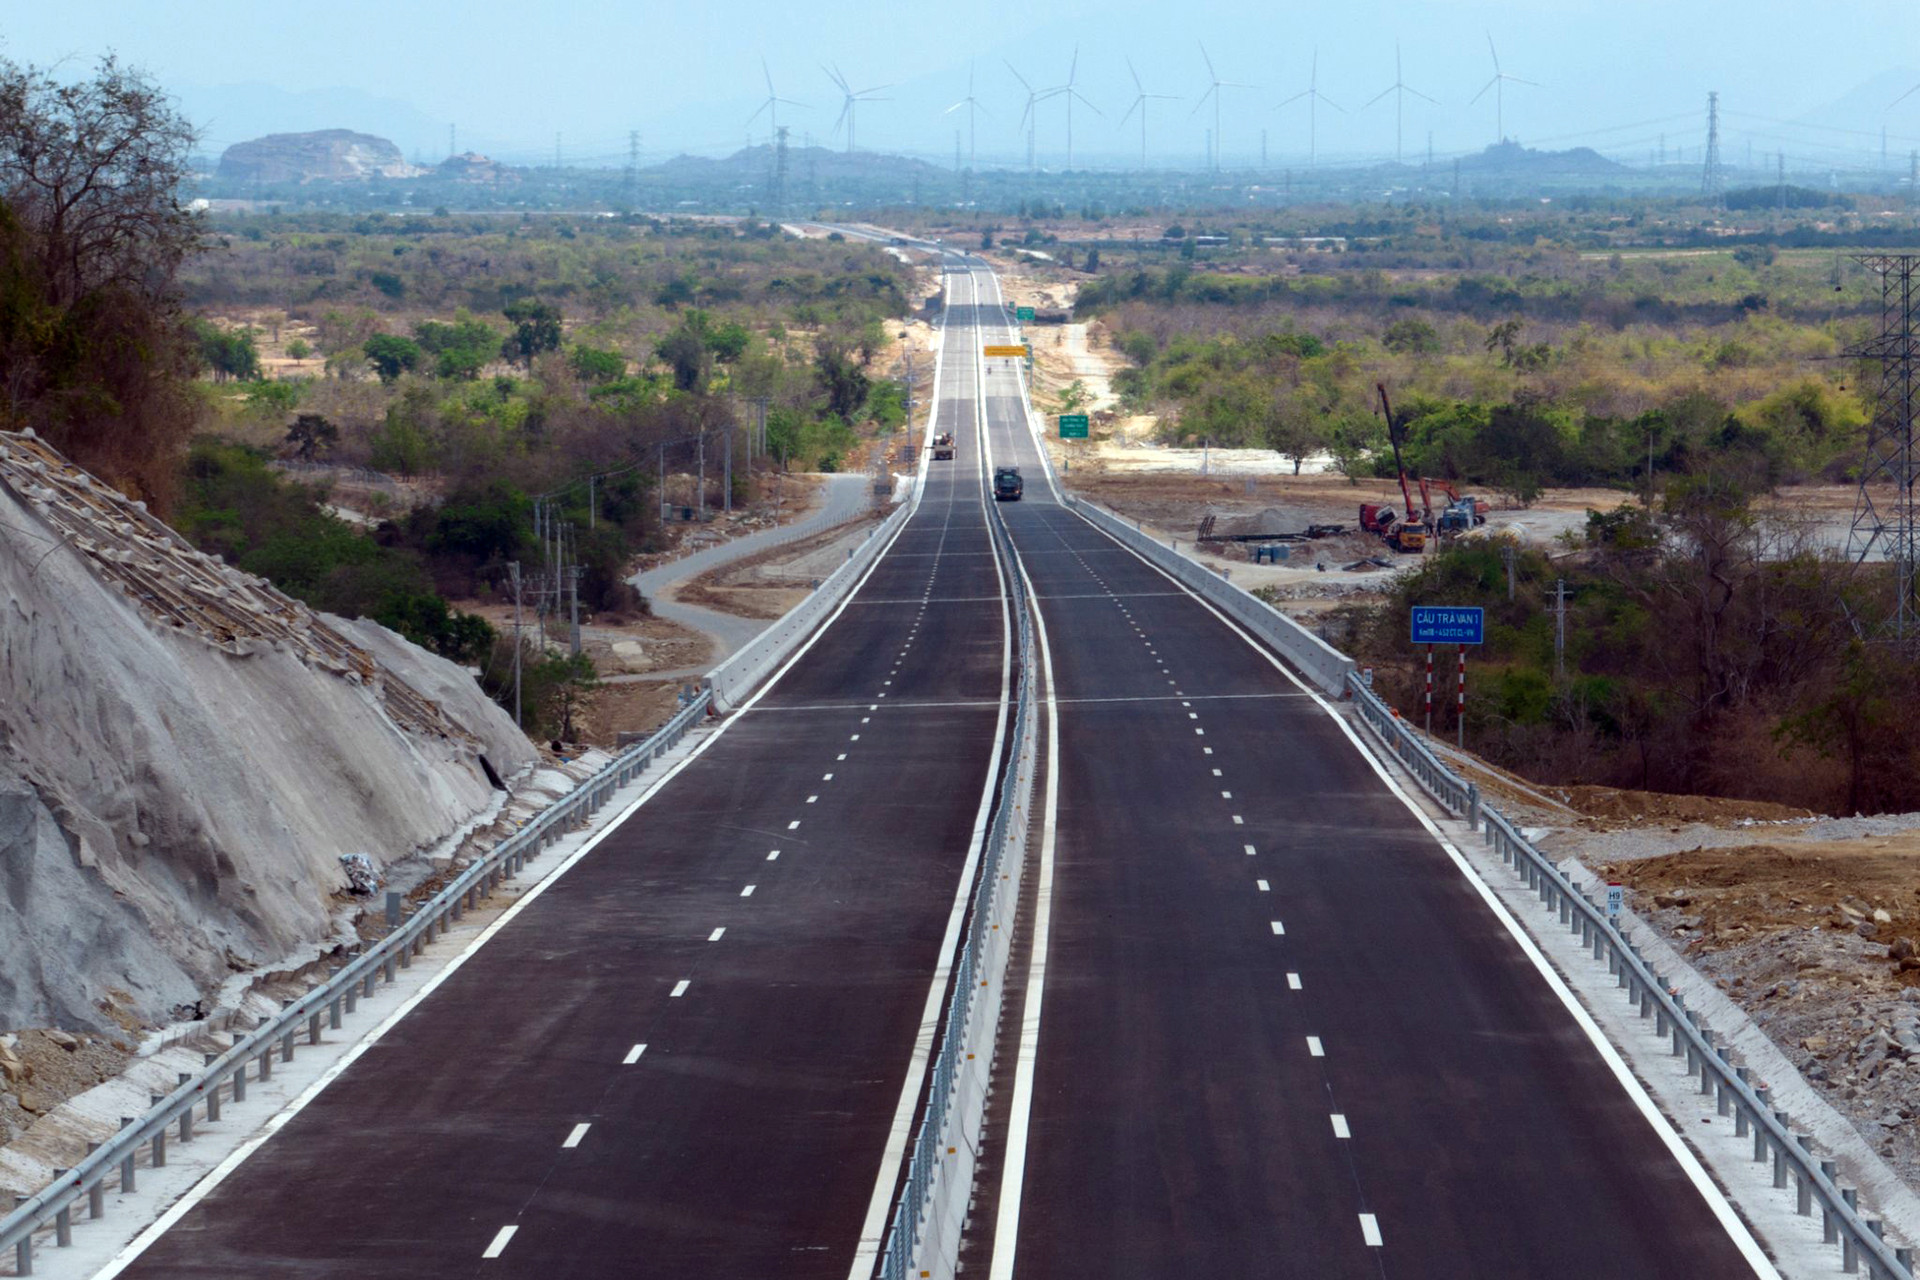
[994,466,1024,501]
[932,432,955,461]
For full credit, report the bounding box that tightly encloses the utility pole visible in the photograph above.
[509,562,523,727]
[723,427,733,514]
[449,123,456,160]
[1701,91,1722,205]
[1260,128,1268,169]
[569,565,582,657]
[625,130,639,207]
[1502,543,1516,602]
[1778,152,1787,214]
[1553,578,1568,678]
[658,443,668,526]
[696,431,706,521]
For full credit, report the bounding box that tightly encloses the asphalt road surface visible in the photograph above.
[115,271,1009,1279]
[963,260,1766,1280]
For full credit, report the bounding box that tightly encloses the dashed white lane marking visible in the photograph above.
[482,1225,518,1258]
[1221,790,1232,799]
[1181,701,1191,707]
[1257,879,1271,891]
[1232,815,1244,825]
[861,718,871,724]
[622,1044,647,1064]
[1307,1036,1325,1057]
[1195,728,1205,736]
[1212,768,1222,776]
[868,704,879,711]
[1244,844,1256,856]
[1287,973,1303,990]
[788,820,801,830]
[744,882,759,894]
[851,733,861,740]
[1187,712,1198,719]
[807,795,819,803]
[1360,1214,1383,1247]
[1270,920,1285,935]
[563,1123,592,1149]
[1203,747,1214,755]
[670,980,691,998]
[1331,1114,1351,1139]
[709,928,726,942]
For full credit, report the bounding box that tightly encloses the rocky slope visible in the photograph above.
[0,430,533,1033]
[216,129,419,182]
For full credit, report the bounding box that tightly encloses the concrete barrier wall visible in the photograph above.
[1067,498,1356,696]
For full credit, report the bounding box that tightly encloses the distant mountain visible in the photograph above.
[1456,140,1625,176]
[650,144,946,184]
[217,130,423,183]
[177,82,448,160]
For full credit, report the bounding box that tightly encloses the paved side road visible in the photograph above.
[631,474,872,663]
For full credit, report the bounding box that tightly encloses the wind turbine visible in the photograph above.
[1891,80,1920,113]
[1007,61,1057,172]
[1043,46,1102,169]
[1119,56,1181,170]
[1192,43,1256,171]
[1363,42,1436,164]
[1276,50,1345,168]
[823,64,891,154]
[1469,34,1537,144]
[944,61,991,173]
[747,59,806,147]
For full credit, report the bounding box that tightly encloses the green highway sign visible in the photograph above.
[1058,414,1090,439]
[1016,306,1036,321]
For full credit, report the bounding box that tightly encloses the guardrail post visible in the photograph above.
[1840,1186,1859,1271]
[14,1200,29,1274]
[307,1008,322,1043]
[1822,1160,1840,1242]
[1894,1244,1912,1272]
[329,994,343,1029]
[203,1053,221,1121]
[385,891,401,927]
[52,1171,70,1246]
[86,1143,104,1218]
[149,1096,166,1166]
[1670,996,1687,1056]
[177,1074,194,1142]
[1751,1086,1770,1160]
[383,953,397,983]
[1733,1068,1751,1135]
[1773,1114,1792,1188]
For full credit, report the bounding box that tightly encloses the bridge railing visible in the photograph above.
[0,689,711,1276]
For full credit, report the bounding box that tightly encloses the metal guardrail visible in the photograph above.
[875,505,1039,1280]
[1346,671,1916,1280]
[0,689,712,1276]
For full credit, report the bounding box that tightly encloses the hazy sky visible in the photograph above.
[9,0,1920,172]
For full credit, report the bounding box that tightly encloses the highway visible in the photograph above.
[102,249,1771,1280]
[960,260,1769,1278]
[112,271,1012,1278]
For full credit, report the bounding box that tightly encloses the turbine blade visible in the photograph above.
[1128,56,1145,96]
[1190,88,1214,118]
[1407,87,1440,105]
[747,101,771,127]
[1486,32,1501,74]
[1469,76,1498,104]
[1364,85,1396,109]
[1073,89,1104,117]
[763,57,775,99]
[1505,75,1540,88]
[1276,89,1310,108]
[1005,61,1033,92]
[1069,44,1079,86]
[1199,41,1217,82]
[1321,94,1348,114]
[1891,83,1920,111]
[1120,97,1141,126]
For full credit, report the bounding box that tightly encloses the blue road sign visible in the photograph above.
[1411,605,1484,646]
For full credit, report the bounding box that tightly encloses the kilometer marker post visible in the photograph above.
[1425,643,1434,734]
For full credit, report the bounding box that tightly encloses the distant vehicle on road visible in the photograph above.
[994,467,1023,501]
[932,432,955,461]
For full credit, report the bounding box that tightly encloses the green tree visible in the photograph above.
[285,412,338,462]
[568,344,627,382]
[363,333,422,384]
[501,297,562,369]
[1382,317,1441,355]
[814,339,869,421]
[705,320,751,364]
[657,326,709,392]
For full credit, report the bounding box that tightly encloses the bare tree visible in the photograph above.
[0,56,202,506]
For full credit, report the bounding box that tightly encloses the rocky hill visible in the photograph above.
[216,129,420,183]
[0,430,534,1033]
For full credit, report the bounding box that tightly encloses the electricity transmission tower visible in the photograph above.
[1846,254,1920,642]
[625,131,639,206]
[772,125,790,212]
[1701,91,1723,203]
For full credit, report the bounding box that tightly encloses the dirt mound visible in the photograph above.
[1600,840,1920,941]
[1552,784,1814,828]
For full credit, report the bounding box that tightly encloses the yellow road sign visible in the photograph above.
[983,344,1029,358]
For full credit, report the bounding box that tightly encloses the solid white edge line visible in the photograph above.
[985,265,1064,1280]
[845,258,1016,1280]
[1016,367,1779,1279]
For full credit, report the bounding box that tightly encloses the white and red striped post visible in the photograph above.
[1457,646,1467,748]
[1424,644,1434,734]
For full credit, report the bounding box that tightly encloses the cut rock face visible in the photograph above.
[0,430,535,1032]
